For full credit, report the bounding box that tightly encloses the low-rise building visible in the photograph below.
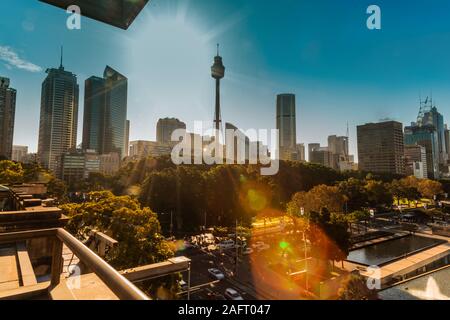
[99,152,121,176]
[11,145,28,162]
[404,144,428,179]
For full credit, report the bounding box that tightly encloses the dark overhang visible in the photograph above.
[39,0,149,30]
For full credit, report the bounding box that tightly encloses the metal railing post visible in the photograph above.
[187,262,191,300]
[50,237,63,288]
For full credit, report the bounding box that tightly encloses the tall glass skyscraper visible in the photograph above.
[38,61,79,172]
[276,94,297,160]
[422,107,447,165]
[82,66,128,159]
[0,77,16,159]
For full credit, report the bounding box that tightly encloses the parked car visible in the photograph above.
[179,280,188,291]
[242,247,254,255]
[208,268,225,280]
[218,239,235,250]
[224,288,244,300]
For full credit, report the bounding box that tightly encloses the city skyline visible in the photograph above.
[3,1,450,159]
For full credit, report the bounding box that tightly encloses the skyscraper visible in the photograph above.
[276,94,297,160]
[357,121,405,175]
[82,76,105,153]
[404,124,440,179]
[82,66,128,159]
[156,118,186,145]
[0,77,16,159]
[422,106,447,168]
[125,120,130,157]
[38,55,79,172]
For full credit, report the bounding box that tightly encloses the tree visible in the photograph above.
[338,273,377,300]
[390,177,421,207]
[47,177,68,202]
[418,179,443,200]
[288,185,346,215]
[338,178,369,212]
[60,191,173,269]
[0,160,24,185]
[365,180,393,208]
[306,208,350,266]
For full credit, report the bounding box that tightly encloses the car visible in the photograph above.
[208,268,225,280]
[242,247,254,255]
[218,239,235,250]
[179,280,189,291]
[224,288,244,300]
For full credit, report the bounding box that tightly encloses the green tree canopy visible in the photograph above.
[60,191,173,270]
[0,160,24,185]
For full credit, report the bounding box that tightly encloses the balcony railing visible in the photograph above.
[0,228,149,300]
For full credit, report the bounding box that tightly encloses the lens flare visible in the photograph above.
[246,218,348,300]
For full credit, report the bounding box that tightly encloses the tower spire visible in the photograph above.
[217,43,220,56]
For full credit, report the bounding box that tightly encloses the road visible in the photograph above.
[177,246,259,300]
[177,230,311,300]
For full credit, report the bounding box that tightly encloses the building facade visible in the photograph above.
[0,77,16,159]
[38,63,79,173]
[357,121,405,175]
[60,149,101,182]
[404,144,428,179]
[309,146,333,168]
[156,118,186,145]
[404,124,440,179]
[129,140,172,159]
[276,94,297,160]
[99,152,121,176]
[82,66,128,159]
[12,145,28,162]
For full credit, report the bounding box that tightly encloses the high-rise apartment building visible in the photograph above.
[357,121,405,175]
[0,77,16,159]
[156,118,186,145]
[82,66,128,159]
[38,60,79,172]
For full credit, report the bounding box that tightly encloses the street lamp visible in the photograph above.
[299,207,308,292]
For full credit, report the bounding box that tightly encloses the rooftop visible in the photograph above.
[378,265,450,300]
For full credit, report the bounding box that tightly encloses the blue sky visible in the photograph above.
[2,0,450,160]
